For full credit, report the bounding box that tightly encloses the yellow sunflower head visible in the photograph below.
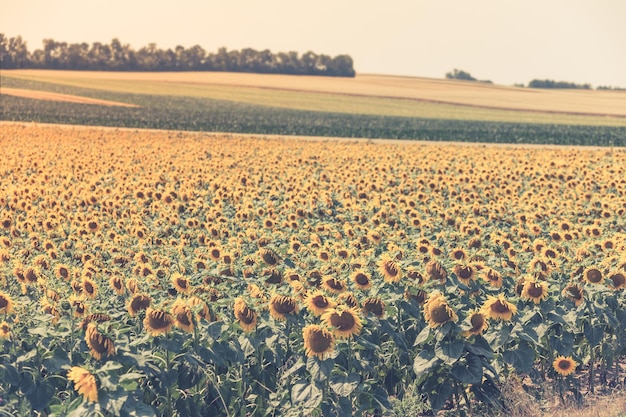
[362,297,385,318]
[608,271,625,290]
[0,321,11,339]
[379,254,402,283]
[481,294,517,321]
[171,272,192,294]
[171,300,194,333]
[321,306,363,339]
[234,298,257,332]
[67,366,98,403]
[306,291,336,316]
[268,294,299,321]
[423,292,458,328]
[351,270,372,290]
[521,279,550,304]
[303,324,335,360]
[0,291,15,315]
[321,275,347,294]
[553,356,577,376]
[562,283,584,306]
[85,323,115,360]
[462,310,489,337]
[583,267,603,284]
[143,307,174,336]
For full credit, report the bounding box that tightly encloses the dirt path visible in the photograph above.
[2,87,140,108]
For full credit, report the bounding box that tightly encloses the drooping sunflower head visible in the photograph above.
[302,324,335,360]
[67,366,98,403]
[462,311,489,337]
[109,275,125,295]
[143,307,174,336]
[351,270,372,290]
[306,291,336,316]
[423,292,458,328]
[0,321,11,339]
[234,297,257,332]
[268,294,299,321]
[82,278,98,299]
[260,248,280,266]
[562,283,584,306]
[321,275,347,294]
[482,294,517,321]
[608,271,625,290]
[85,323,115,360]
[482,268,503,288]
[521,278,550,304]
[0,291,15,315]
[379,254,402,283]
[583,267,603,284]
[453,263,477,285]
[425,260,447,284]
[553,356,577,376]
[321,306,363,339]
[404,288,428,305]
[128,293,151,317]
[337,292,359,309]
[362,297,385,318]
[406,268,426,285]
[171,300,194,333]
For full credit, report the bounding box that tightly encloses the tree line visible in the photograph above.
[0,34,356,77]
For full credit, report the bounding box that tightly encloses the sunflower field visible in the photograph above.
[0,123,625,416]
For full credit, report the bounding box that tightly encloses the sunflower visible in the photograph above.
[406,268,426,285]
[302,324,335,360]
[54,263,71,281]
[260,248,280,266]
[583,267,603,284]
[0,321,11,339]
[351,270,372,290]
[453,263,477,285]
[171,273,191,294]
[425,259,447,283]
[67,366,98,402]
[85,323,115,360]
[482,268,503,288]
[321,275,347,294]
[0,291,14,314]
[562,283,584,306]
[268,294,299,321]
[337,292,359,309]
[608,271,625,290]
[171,300,194,333]
[321,306,363,338]
[521,279,549,304]
[462,311,489,337]
[404,288,427,305]
[24,266,40,285]
[82,278,98,299]
[481,294,517,321]
[126,278,140,294]
[234,298,257,332]
[379,254,402,283]
[423,292,458,328]
[450,248,467,261]
[306,291,336,316]
[188,296,210,321]
[362,297,385,318]
[128,294,151,317]
[143,308,174,336]
[553,356,577,376]
[109,275,125,295]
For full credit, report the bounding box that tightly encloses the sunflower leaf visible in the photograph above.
[450,353,483,384]
[502,340,535,373]
[435,338,465,365]
[329,372,361,396]
[291,381,322,411]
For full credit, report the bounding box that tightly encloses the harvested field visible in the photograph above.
[1,87,140,107]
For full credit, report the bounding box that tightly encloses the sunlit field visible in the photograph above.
[0,123,624,416]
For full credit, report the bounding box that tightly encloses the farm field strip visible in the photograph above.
[4,70,626,126]
[0,123,624,416]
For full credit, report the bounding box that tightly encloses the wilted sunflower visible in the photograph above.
[128,294,151,317]
[0,321,11,339]
[321,306,363,338]
[85,322,115,360]
[562,283,584,306]
[362,297,385,318]
[481,295,517,321]
[0,291,14,314]
[171,300,194,333]
[306,291,337,316]
[425,259,447,283]
[268,294,299,321]
[321,275,347,294]
[423,292,458,328]
[553,356,577,376]
[608,271,625,290]
[583,267,603,284]
[462,311,489,337]
[67,366,98,402]
[302,324,335,360]
[404,288,427,305]
[143,307,174,336]
[377,254,401,284]
[109,275,125,295]
[521,279,549,304]
[351,270,372,290]
[171,272,191,294]
[234,298,257,332]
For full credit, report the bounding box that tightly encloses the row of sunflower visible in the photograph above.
[0,124,625,416]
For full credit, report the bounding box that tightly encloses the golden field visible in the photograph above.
[0,123,625,416]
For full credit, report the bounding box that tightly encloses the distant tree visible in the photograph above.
[528,79,591,89]
[445,69,476,81]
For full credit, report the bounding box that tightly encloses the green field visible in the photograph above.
[2,73,626,146]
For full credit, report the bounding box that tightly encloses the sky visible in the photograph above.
[2,0,626,87]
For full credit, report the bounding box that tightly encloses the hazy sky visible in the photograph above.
[3,0,626,87]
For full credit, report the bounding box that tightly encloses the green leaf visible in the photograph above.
[465,335,493,358]
[372,386,392,410]
[413,326,431,346]
[435,337,465,365]
[306,356,334,383]
[450,354,483,384]
[583,322,604,346]
[291,381,323,410]
[329,372,361,396]
[427,380,454,413]
[502,341,535,373]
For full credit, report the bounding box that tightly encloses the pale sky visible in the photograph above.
[2,0,626,87]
